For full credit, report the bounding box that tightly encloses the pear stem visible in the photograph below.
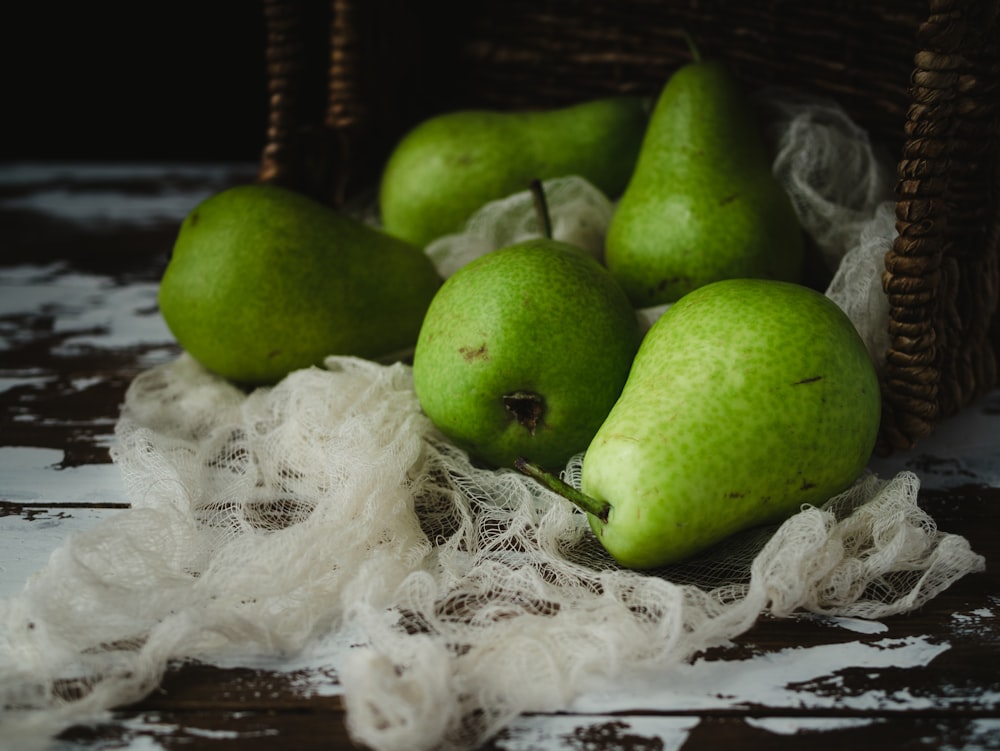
[514,457,611,523]
[680,30,702,63]
[529,178,554,240]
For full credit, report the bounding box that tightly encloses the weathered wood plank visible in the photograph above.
[52,706,1000,750]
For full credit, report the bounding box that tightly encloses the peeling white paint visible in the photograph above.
[0,162,257,226]
[745,716,881,735]
[941,718,1000,751]
[0,376,50,393]
[198,623,364,699]
[950,605,996,638]
[570,636,951,714]
[44,710,282,750]
[51,735,167,751]
[0,447,128,505]
[1,188,214,225]
[0,163,256,185]
[869,400,1000,489]
[496,714,700,751]
[795,613,890,634]
[0,264,174,357]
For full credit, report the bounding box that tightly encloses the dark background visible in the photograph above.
[2,1,269,164]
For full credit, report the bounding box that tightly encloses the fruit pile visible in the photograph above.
[158,46,881,569]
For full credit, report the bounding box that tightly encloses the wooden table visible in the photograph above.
[2,163,998,750]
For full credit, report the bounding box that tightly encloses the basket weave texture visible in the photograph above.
[257,0,1000,455]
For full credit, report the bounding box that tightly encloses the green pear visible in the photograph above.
[518,279,881,569]
[412,238,642,470]
[379,96,649,247]
[604,46,804,307]
[159,183,442,385]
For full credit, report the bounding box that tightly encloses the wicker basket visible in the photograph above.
[256,0,1000,455]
